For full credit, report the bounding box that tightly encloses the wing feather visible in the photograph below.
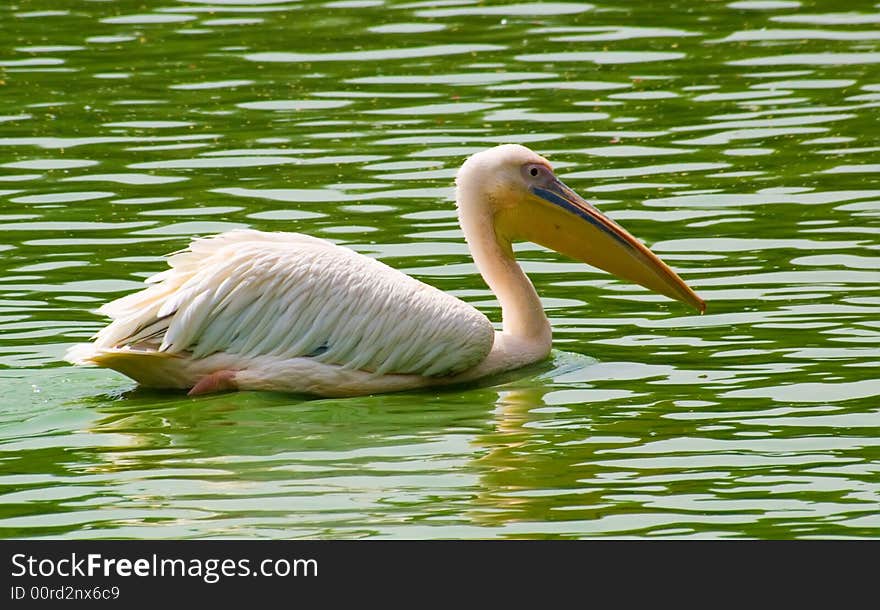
[91,230,494,377]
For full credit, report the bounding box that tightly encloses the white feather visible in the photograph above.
[87,230,494,378]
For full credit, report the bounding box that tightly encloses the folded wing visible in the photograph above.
[89,230,494,377]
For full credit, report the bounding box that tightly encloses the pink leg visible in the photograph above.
[188,370,238,396]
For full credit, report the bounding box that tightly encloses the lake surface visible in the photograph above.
[1,0,879,539]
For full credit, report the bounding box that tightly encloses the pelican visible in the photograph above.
[66,144,705,397]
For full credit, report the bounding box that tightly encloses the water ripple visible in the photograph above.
[246,44,505,63]
[517,51,686,64]
[1,0,878,540]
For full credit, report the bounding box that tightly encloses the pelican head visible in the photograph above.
[456,144,705,312]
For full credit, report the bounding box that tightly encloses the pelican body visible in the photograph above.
[67,145,705,397]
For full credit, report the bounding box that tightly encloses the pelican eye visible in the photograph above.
[523,163,552,183]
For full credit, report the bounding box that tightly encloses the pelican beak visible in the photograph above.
[514,178,705,313]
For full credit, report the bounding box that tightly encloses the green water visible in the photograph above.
[1,0,879,539]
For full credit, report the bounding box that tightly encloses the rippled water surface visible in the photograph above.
[1,0,879,539]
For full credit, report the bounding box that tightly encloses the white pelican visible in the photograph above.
[66,144,705,397]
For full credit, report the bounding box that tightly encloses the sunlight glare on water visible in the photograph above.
[0,0,878,539]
